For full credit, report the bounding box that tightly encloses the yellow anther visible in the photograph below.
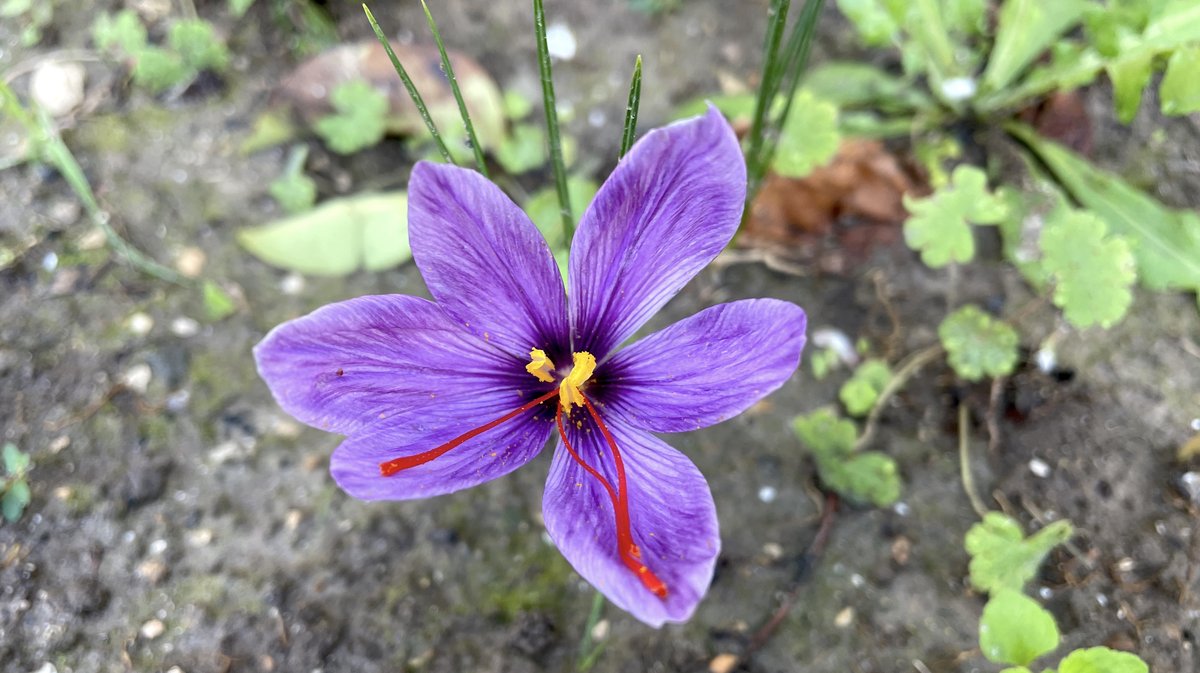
[525,349,556,383]
[559,351,596,410]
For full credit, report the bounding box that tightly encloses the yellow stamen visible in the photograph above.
[559,351,596,410]
[525,348,556,383]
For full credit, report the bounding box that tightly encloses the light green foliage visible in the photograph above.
[965,513,1074,594]
[773,90,841,178]
[837,0,901,46]
[982,0,1090,93]
[1160,46,1200,114]
[1039,209,1136,329]
[941,0,987,36]
[2,0,54,46]
[503,90,534,120]
[269,171,317,214]
[673,94,757,123]
[839,359,891,417]
[314,81,389,154]
[1015,126,1200,297]
[939,305,1019,381]
[979,590,1060,667]
[805,62,933,112]
[810,347,841,380]
[93,9,148,53]
[794,409,901,506]
[238,192,411,275]
[495,124,546,174]
[2,442,32,522]
[229,0,257,18]
[93,11,230,93]
[169,19,231,73]
[202,280,237,321]
[525,177,598,278]
[1057,647,1149,673]
[903,165,1006,267]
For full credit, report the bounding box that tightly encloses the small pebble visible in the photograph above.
[41,252,58,272]
[77,228,107,250]
[48,435,70,454]
[136,559,167,584]
[1116,557,1136,572]
[893,502,911,516]
[140,619,165,639]
[121,364,153,394]
[891,536,911,565]
[811,327,858,367]
[590,619,609,642]
[165,667,186,673]
[174,247,206,278]
[1038,586,1053,599]
[186,528,213,548]
[171,316,200,337]
[165,389,191,413]
[545,22,577,60]
[762,542,783,560]
[29,664,58,673]
[1035,346,1057,374]
[280,272,305,295]
[1179,472,1200,504]
[52,486,73,501]
[127,312,154,336]
[148,539,168,555]
[709,653,739,673]
[30,61,86,117]
[1029,458,1051,478]
[850,573,865,588]
[940,76,977,101]
[285,510,303,531]
[1192,418,1200,431]
[757,485,777,503]
[834,606,854,628]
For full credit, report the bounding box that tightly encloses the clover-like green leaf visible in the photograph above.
[314,80,389,154]
[794,409,901,506]
[982,0,1090,93]
[939,305,1019,381]
[92,9,147,54]
[2,479,30,522]
[132,46,193,93]
[839,359,891,417]
[979,590,1060,667]
[966,513,1074,594]
[1039,209,1136,329]
[269,170,317,215]
[201,280,237,321]
[1057,647,1149,673]
[773,90,840,178]
[3,443,29,475]
[169,19,230,73]
[903,165,1006,268]
[238,191,410,275]
[1161,46,1200,115]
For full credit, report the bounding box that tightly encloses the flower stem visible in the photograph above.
[419,0,490,177]
[533,0,574,244]
[361,3,455,165]
[575,591,607,672]
[618,55,642,160]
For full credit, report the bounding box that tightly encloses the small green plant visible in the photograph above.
[793,407,901,506]
[268,146,318,214]
[1,0,53,46]
[838,358,891,417]
[965,513,1149,673]
[93,10,232,93]
[313,80,389,154]
[939,305,1020,382]
[2,443,32,522]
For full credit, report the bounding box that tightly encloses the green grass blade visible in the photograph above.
[745,0,791,195]
[533,0,574,243]
[362,3,455,164]
[618,55,643,159]
[754,0,825,182]
[419,0,490,177]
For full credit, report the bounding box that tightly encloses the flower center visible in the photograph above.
[378,346,667,600]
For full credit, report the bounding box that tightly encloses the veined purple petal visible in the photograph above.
[568,106,746,357]
[254,294,521,435]
[409,162,569,358]
[602,299,807,432]
[543,418,719,627]
[333,386,555,500]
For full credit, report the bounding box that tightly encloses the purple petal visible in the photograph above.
[409,162,569,358]
[543,419,719,627]
[254,294,521,435]
[602,299,807,432]
[568,107,746,357]
[333,387,554,500]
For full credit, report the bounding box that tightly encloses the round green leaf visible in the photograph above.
[1057,647,1148,673]
[979,590,1060,667]
[939,304,1019,381]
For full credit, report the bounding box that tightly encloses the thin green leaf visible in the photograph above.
[966,513,1074,594]
[202,280,237,321]
[619,55,642,159]
[362,3,454,164]
[903,165,1006,268]
[804,61,932,111]
[773,90,840,178]
[981,0,1090,94]
[979,590,1060,667]
[533,0,573,243]
[747,0,792,195]
[1040,209,1136,329]
[1057,647,1149,673]
[757,0,825,180]
[1011,124,1200,295]
[1107,52,1155,123]
[1160,46,1200,115]
[939,305,1019,381]
[419,0,488,177]
[238,192,411,276]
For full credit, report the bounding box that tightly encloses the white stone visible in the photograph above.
[546,23,577,60]
[30,61,86,117]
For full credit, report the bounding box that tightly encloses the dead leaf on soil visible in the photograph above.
[1018,89,1094,156]
[268,40,506,149]
[742,139,925,272]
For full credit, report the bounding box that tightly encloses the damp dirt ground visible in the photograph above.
[2,2,1199,672]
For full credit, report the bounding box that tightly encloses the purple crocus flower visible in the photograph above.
[254,108,807,626]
